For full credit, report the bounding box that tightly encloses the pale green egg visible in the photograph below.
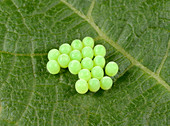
[75,79,88,94]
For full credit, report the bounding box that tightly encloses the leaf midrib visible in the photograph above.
[60,0,170,91]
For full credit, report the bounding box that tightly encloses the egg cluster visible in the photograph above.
[46,37,119,94]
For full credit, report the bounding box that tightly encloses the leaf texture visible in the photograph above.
[0,0,170,125]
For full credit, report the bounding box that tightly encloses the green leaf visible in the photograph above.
[0,0,169,125]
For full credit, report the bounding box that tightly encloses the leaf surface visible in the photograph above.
[0,0,170,125]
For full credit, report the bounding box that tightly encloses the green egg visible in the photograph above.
[68,60,81,74]
[71,39,83,51]
[88,78,100,92]
[81,57,93,70]
[46,60,60,74]
[93,56,105,68]
[59,43,72,54]
[69,50,82,61]
[91,66,104,80]
[78,69,91,81]
[105,62,118,76]
[48,49,60,61]
[82,46,94,59]
[82,37,94,48]
[57,54,70,68]
[75,79,88,94]
[94,45,106,57]
[100,76,113,90]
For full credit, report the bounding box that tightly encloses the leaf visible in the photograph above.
[0,0,169,125]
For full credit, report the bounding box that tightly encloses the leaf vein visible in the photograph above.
[87,0,95,18]
[11,0,30,31]
[156,40,170,75]
[0,51,47,57]
[51,86,58,126]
